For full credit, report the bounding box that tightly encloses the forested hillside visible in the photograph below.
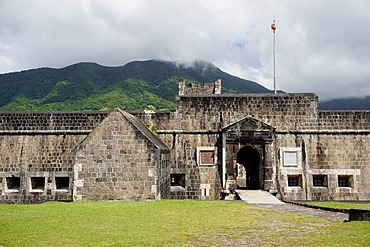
[0,60,274,111]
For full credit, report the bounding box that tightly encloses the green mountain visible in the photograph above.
[319,96,370,110]
[0,59,275,111]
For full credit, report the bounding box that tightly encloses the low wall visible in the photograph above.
[349,208,370,221]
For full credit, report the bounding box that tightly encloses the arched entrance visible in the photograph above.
[236,146,261,190]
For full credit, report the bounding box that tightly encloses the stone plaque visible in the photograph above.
[283,151,298,167]
[200,151,214,165]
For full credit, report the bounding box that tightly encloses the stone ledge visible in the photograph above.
[277,130,370,134]
[0,130,92,135]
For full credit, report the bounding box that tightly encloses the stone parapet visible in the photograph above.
[318,111,370,129]
[176,93,318,131]
[178,79,221,96]
[0,111,110,131]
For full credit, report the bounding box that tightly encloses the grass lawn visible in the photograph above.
[0,200,369,246]
[306,201,370,210]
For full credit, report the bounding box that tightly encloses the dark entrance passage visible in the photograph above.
[236,146,261,190]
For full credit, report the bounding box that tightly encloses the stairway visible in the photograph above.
[236,190,284,204]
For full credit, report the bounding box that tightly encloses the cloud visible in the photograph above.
[0,0,369,101]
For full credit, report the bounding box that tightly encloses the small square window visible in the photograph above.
[313,175,327,187]
[338,175,352,187]
[55,177,70,190]
[31,177,45,191]
[170,174,185,188]
[288,175,302,187]
[6,177,21,191]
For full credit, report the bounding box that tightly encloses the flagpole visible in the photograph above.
[272,20,276,94]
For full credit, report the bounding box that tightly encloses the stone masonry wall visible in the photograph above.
[304,133,370,200]
[178,79,221,96]
[129,110,175,133]
[153,93,370,201]
[0,111,109,203]
[0,111,109,131]
[73,111,170,201]
[158,132,222,200]
[157,150,171,199]
[151,94,319,200]
[175,94,318,131]
[0,134,86,203]
[134,98,370,133]
[1,90,369,203]
[318,111,370,129]
[276,132,370,201]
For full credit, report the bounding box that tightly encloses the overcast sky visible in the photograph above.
[1,0,369,101]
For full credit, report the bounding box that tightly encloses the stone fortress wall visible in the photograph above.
[73,110,170,201]
[149,80,370,201]
[0,111,109,203]
[0,80,369,203]
[0,110,170,203]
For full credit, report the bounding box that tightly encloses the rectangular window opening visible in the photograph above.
[55,177,70,190]
[313,175,327,187]
[31,177,45,191]
[170,174,185,188]
[338,175,352,188]
[287,175,302,187]
[6,177,21,191]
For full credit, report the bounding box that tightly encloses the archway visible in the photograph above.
[236,146,261,190]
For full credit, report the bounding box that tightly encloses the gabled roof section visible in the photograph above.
[222,115,275,132]
[222,115,275,143]
[116,109,169,150]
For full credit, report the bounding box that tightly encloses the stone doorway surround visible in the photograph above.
[221,115,275,191]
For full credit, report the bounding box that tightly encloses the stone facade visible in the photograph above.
[0,80,369,203]
[73,109,170,201]
[151,80,370,201]
[0,110,170,203]
[0,111,108,203]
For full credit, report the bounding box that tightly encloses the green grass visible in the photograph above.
[0,200,369,246]
[306,201,370,210]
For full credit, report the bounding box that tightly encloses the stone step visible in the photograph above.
[236,190,284,204]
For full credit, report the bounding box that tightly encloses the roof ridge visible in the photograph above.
[116,108,169,150]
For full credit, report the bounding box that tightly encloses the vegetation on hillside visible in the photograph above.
[0,60,273,112]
